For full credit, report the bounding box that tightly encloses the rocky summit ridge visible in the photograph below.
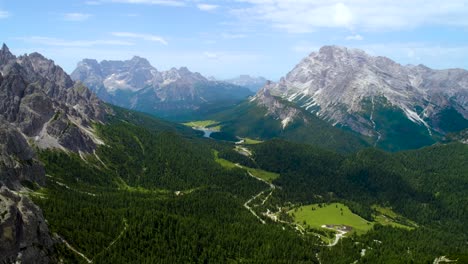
[71,57,252,119]
[254,45,468,145]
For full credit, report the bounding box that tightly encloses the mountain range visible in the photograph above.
[217,46,468,151]
[71,57,253,120]
[1,44,468,263]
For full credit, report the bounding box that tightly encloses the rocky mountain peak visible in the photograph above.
[72,56,252,118]
[256,45,468,149]
[161,67,207,84]
[0,45,107,153]
[178,66,191,74]
[129,56,153,68]
[1,43,9,51]
[80,58,100,70]
[0,43,15,65]
[19,52,74,89]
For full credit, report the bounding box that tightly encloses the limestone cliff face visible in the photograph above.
[259,45,468,138]
[0,120,45,190]
[253,84,305,129]
[0,119,54,263]
[0,186,54,263]
[0,44,109,263]
[0,44,107,153]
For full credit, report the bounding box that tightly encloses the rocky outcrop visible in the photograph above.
[0,118,53,263]
[0,44,109,263]
[0,119,45,190]
[260,45,468,138]
[253,84,304,129]
[0,186,54,264]
[0,44,108,153]
[71,57,252,118]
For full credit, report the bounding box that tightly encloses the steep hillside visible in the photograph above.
[210,86,370,153]
[2,44,467,263]
[0,43,108,263]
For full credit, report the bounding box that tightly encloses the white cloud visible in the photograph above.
[235,0,468,33]
[17,36,134,47]
[63,13,92,21]
[358,43,468,66]
[203,51,220,60]
[333,3,353,28]
[197,4,218,11]
[346,34,363,41]
[221,33,247,39]
[111,32,168,45]
[108,0,186,6]
[0,10,10,18]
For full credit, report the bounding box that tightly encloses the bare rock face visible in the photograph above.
[0,119,45,190]
[0,119,53,263]
[0,44,108,153]
[258,46,468,141]
[0,44,109,263]
[254,85,305,129]
[0,186,54,264]
[71,57,252,118]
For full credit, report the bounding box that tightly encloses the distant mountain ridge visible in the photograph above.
[255,45,468,150]
[71,57,253,120]
[225,75,267,92]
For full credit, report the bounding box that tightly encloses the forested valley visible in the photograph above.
[31,107,468,263]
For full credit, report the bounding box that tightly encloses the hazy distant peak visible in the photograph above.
[225,75,267,92]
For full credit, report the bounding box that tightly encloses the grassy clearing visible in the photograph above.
[289,203,373,235]
[372,205,417,230]
[213,150,279,182]
[289,203,416,238]
[242,138,263,145]
[114,177,170,195]
[246,168,279,182]
[183,120,221,131]
[214,151,238,169]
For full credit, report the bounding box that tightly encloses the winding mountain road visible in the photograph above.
[238,163,276,225]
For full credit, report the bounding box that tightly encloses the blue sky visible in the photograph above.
[1,0,468,80]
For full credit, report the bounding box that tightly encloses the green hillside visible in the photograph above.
[209,99,371,153]
[30,106,468,263]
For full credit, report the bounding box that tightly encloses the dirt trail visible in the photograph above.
[56,234,92,263]
[57,218,128,263]
[321,225,348,246]
[238,162,276,224]
[433,256,458,264]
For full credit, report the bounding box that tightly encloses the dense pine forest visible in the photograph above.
[31,106,468,263]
